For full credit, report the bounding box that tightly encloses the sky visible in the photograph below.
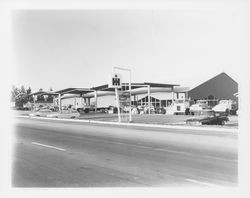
[11,8,245,92]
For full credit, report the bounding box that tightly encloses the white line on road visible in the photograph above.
[185,179,222,187]
[108,141,237,163]
[32,142,66,151]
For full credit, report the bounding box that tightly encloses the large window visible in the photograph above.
[136,96,161,108]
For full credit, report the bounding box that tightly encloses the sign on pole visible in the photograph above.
[109,73,122,122]
[109,73,122,88]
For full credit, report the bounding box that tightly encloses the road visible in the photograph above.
[12,117,238,187]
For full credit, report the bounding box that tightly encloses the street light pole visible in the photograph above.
[113,67,132,122]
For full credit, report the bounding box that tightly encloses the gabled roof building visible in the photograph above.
[188,72,238,105]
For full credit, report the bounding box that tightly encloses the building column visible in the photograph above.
[147,85,151,114]
[94,90,97,112]
[58,94,62,112]
[172,87,174,103]
[134,95,136,106]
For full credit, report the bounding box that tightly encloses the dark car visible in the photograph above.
[186,110,229,126]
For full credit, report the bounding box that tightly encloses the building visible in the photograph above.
[58,83,189,109]
[188,72,238,106]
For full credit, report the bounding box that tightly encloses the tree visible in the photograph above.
[26,87,33,102]
[11,85,19,102]
[11,85,30,107]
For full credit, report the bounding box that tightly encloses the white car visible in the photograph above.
[190,100,210,115]
[212,100,237,115]
[47,110,80,119]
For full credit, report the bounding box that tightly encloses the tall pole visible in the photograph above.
[115,87,121,123]
[129,70,132,122]
[113,66,132,122]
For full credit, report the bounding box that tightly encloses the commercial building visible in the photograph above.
[58,83,189,110]
[188,72,238,106]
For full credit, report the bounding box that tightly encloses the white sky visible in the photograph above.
[9,4,248,93]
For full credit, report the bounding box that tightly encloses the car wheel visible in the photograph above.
[70,116,75,119]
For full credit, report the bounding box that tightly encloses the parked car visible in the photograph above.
[29,109,56,117]
[46,110,80,119]
[212,100,238,115]
[189,100,210,115]
[186,110,229,125]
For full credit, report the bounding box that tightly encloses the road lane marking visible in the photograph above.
[106,141,237,163]
[185,179,223,187]
[32,142,66,151]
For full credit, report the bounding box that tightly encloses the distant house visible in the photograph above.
[188,72,238,106]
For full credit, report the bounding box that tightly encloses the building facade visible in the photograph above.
[188,72,238,106]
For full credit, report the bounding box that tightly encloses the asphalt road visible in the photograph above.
[12,117,238,187]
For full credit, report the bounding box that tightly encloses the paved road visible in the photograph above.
[12,117,238,187]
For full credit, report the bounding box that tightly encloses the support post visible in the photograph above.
[115,88,121,123]
[172,87,174,104]
[113,66,132,122]
[58,94,62,113]
[147,85,151,114]
[94,90,97,113]
[33,96,36,111]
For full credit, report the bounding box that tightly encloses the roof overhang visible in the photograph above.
[55,88,94,95]
[29,91,58,96]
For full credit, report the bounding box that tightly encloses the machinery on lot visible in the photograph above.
[212,100,237,115]
[75,103,95,113]
[165,99,190,115]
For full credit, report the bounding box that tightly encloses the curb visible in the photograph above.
[15,115,237,133]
